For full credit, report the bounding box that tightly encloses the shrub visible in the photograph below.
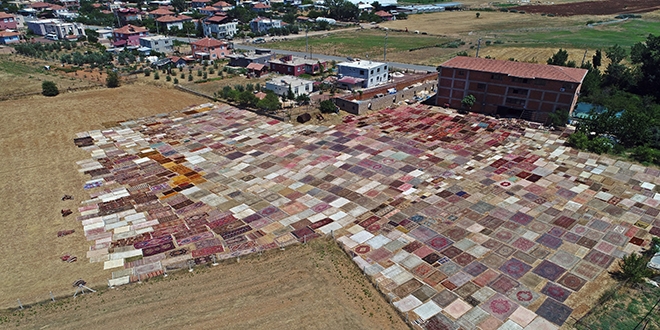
[188,74,193,81]
[166,75,171,82]
[144,69,151,77]
[320,100,337,114]
[154,72,160,80]
[42,81,59,96]
[618,253,654,284]
[174,78,179,84]
[106,71,120,88]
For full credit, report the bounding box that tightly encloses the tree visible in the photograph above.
[475,12,480,18]
[592,49,602,68]
[42,81,59,96]
[324,0,358,21]
[616,253,654,284]
[371,1,382,11]
[547,49,569,66]
[106,70,120,88]
[630,34,660,100]
[461,94,476,109]
[286,86,295,100]
[296,93,310,105]
[606,44,627,64]
[171,0,186,12]
[257,92,281,111]
[238,90,258,107]
[320,99,337,113]
[546,109,569,128]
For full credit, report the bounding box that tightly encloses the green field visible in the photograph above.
[575,283,660,330]
[266,29,453,59]
[499,19,660,48]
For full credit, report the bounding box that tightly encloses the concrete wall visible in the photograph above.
[334,79,437,115]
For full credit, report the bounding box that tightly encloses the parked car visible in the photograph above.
[253,38,265,44]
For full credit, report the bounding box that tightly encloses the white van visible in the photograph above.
[45,34,59,41]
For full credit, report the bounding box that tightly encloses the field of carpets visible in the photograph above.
[73,102,660,329]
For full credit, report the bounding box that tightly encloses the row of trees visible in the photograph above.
[219,85,281,111]
[557,34,660,165]
[59,51,114,68]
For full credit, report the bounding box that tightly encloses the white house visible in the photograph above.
[26,19,86,40]
[249,17,282,33]
[203,15,237,38]
[337,60,388,88]
[266,76,313,97]
[139,35,173,53]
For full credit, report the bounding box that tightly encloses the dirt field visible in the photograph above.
[0,85,207,309]
[0,239,407,330]
[514,0,660,16]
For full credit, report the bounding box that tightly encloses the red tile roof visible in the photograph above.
[212,1,231,7]
[200,6,220,11]
[0,31,20,37]
[253,3,270,9]
[191,37,226,48]
[374,10,392,17]
[440,56,588,83]
[30,2,51,9]
[149,8,174,15]
[247,62,266,70]
[0,12,15,19]
[205,15,229,23]
[156,14,192,23]
[113,24,148,34]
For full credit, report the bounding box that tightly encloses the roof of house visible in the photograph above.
[268,76,313,86]
[0,12,15,19]
[192,0,209,3]
[439,56,588,83]
[253,2,271,9]
[254,91,267,100]
[30,2,52,9]
[374,10,393,17]
[338,60,386,69]
[0,31,20,37]
[212,1,232,7]
[247,62,266,70]
[191,37,226,47]
[200,6,220,11]
[156,14,192,23]
[337,76,364,84]
[270,56,323,67]
[205,15,229,23]
[113,24,148,34]
[149,8,174,15]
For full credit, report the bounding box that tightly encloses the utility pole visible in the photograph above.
[384,28,388,61]
[581,49,588,67]
[305,26,308,55]
[475,38,481,58]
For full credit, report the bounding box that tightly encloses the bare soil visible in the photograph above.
[514,0,660,16]
[0,239,407,330]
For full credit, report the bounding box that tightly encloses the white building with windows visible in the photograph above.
[203,15,237,38]
[337,60,388,89]
[26,19,85,40]
[266,76,313,97]
[139,35,173,53]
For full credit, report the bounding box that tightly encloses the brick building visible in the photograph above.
[0,12,18,30]
[190,37,231,60]
[436,56,588,123]
[268,55,326,76]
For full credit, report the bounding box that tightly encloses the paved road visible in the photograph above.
[233,44,436,72]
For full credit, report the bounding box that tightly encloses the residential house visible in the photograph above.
[251,2,271,12]
[269,55,326,76]
[26,19,86,39]
[314,17,336,25]
[112,24,148,47]
[266,76,313,97]
[199,6,221,16]
[169,55,189,67]
[203,14,237,39]
[156,14,193,31]
[0,30,20,44]
[139,35,173,53]
[190,37,231,60]
[249,17,281,33]
[95,28,114,40]
[374,10,394,21]
[191,0,210,8]
[227,49,273,67]
[116,7,142,25]
[0,12,18,30]
[435,56,588,123]
[148,7,175,19]
[59,0,80,10]
[246,62,267,77]
[337,60,389,89]
[212,1,234,11]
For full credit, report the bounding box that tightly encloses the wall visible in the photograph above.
[334,79,437,115]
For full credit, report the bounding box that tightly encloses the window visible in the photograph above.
[384,66,387,70]
[458,70,465,76]
[505,97,525,106]
[477,83,486,90]
[511,77,529,83]
[511,88,528,95]
[562,83,574,90]
[534,79,546,86]
[360,70,364,75]
[491,74,503,80]
[371,70,374,74]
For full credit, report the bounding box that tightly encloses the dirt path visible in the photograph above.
[0,239,407,330]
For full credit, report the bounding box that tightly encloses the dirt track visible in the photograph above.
[514,0,660,16]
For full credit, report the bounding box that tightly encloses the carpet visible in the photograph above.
[532,260,566,281]
[541,282,571,302]
[535,296,573,326]
[558,273,587,291]
[499,258,532,279]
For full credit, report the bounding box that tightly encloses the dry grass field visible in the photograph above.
[0,83,406,329]
[0,239,407,330]
[0,84,207,309]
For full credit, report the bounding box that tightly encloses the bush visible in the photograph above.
[166,75,172,82]
[106,71,120,88]
[174,78,179,84]
[617,253,654,284]
[42,81,59,96]
[144,69,151,77]
[320,100,337,114]
[567,131,590,149]
[154,72,160,80]
[631,146,660,164]
[587,136,613,154]
[188,74,193,81]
